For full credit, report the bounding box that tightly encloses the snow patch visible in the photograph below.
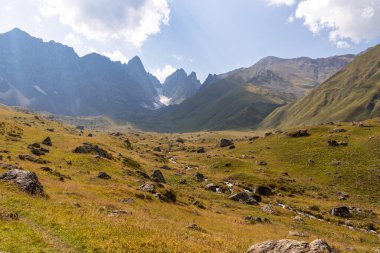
[159,95,171,106]
[33,85,47,95]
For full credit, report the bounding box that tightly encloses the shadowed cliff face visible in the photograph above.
[162,69,202,105]
[0,28,162,118]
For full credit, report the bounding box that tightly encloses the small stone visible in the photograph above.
[42,137,52,146]
[97,172,111,180]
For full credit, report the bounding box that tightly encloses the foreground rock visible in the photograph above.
[247,239,332,253]
[0,169,44,195]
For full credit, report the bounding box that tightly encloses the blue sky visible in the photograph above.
[0,0,379,82]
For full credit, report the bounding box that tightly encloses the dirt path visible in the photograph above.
[19,217,80,253]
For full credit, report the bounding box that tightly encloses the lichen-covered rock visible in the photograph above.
[247,239,332,253]
[139,183,155,193]
[0,169,44,195]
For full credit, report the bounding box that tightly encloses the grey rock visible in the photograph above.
[139,183,155,193]
[247,239,332,253]
[0,169,44,195]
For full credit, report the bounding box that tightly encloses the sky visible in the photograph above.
[0,0,379,82]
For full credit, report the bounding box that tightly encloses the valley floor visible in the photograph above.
[0,106,380,252]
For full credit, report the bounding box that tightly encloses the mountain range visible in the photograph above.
[2,28,380,133]
[0,28,200,119]
[133,54,355,132]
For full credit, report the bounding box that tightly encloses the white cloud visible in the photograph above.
[151,65,176,83]
[38,0,170,48]
[266,0,295,7]
[102,51,129,63]
[294,0,380,47]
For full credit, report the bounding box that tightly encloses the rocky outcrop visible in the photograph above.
[73,143,112,159]
[247,239,332,253]
[220,139,234,148]
[0,169,44,195]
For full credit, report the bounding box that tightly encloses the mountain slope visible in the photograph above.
[260,44,380,129]
[162,69,201,105]
[203,55,355,97]
[1,104,380,252]
[133,55,354,132]
[0,28,162,117]
[133,78,295,132]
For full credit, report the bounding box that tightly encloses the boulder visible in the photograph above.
[139,183,155,193]
[229,192,249,202]
[151,170,165,183]
[186,223,205,232]
[156,189,176,202]
[97,172,111,180]
[153,147,162,152]
[28,143,41,149]
[330,206,350,218]
[176,138,185,144]
[247,239,332,253]
[195,172,205,182]
[196,147,206,153]
[18,154,49,164]
[192,200,205,209]
[136,170,150,179]
[220,139,234,148]
[205,183,219,192]
[73,143,112,159]
[245,216,271,224]
[327,140,348,147]
[262,204,277,215]
[256,161,267,166]
[254,186,272,196]
[42,137,52,146]
[328,128,346,133]
[0,169,44,195]
[286,130,310,137]
[31,148,46,156]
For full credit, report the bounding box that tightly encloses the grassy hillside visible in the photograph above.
[260,44,380,129]
[133,78,295,132]
[0,105,380,252]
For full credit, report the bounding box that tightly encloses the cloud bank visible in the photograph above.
[290,0,380,48]
[39,0,170,48]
